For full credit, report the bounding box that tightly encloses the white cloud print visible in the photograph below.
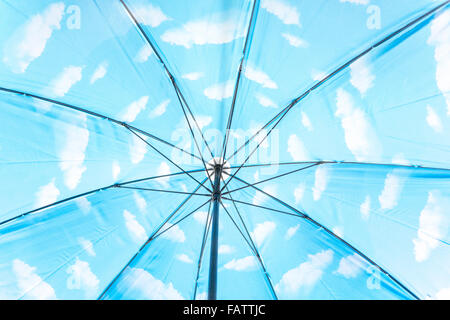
[161,12,246,48]
[301,111,313,131]
[58,113,89,190]
[261,0,300,26]
[50,65,83,97]
[224,256,258,271]
[112,160,121,180]
[287,134,310,161]
[204,81,234,101]
[134,4,170,27]
[256,93,278,108]
[121,96,149,123]
[350,57,375,96]
[133,191,147,213]
[123,268,184,300]
[90,62,108,84]
[335,88,381,162]
[160,223,186,243]
[378,171,403,210]
[282,33,308,48]
[182,72,203,81]
[155,162,171,188]
[340,0,370,5]
[35,178,60,208]
[76,198,91,214]
[123,210,148,243]
[413,190,449,262]
[149,99,170,119]
[135,44,153,63]
[275,250,333,297]
[426,105,443,133]
[294,183,306,204]
[193,210,208,225]
[251,221,276,247]
[176,254,193,264]
[253,185,277,206]
[435,288,450,300]
[244,66,278,89]
[428,9,450,115]
[12,259,56,300]
[130,134,148,164]
[334,253,366,279]
[219,244,235,255]
[78,237,95,257]
[313,166,329,201]
[285,224,300,240]
[3,2,65,73]
[360,195,371,220]
[66,258,99,299]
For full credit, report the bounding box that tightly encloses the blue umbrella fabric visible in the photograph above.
[0,0,449,300]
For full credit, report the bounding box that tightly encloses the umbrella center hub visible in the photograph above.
[206,157,231,185]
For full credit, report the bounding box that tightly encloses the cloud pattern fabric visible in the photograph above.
[0,0,449,300]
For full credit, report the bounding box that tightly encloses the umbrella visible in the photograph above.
[0,0,449,300]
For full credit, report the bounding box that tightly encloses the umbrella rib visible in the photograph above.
[221,184,278,299]
[115,185,210,197]
[224,158,450,196]
[119,0,216,165]
[219,199,278,300]
[225,159,450,198]
[115,168,206,187]
[125,125,212,193]
[17,226,119,300]
[222,134,450,190]
[97,177,209,300]
[172,84,216,190]
[219,201,257,259]
[327,160,450,172]
[221,197,298,217]
[174,85,216,164]
[226,0,450,165]
[231,175,421,300]
[220,105,292,192]
[193,200,213,299]
[230,160,450,172]
[219,0,260,162]
[228,161,327,169]
[220,174,278,299]
[0,187,108,228]
[149,198,212,242]
[220,171,279,299]
[222,162,322,195]
[321,189,450,247]
[0,168,205,228]
[0,86,202,163]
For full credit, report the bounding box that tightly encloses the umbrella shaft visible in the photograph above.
[208,165,222,300]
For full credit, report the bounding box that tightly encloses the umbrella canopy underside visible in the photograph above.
[0,0,449,300]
